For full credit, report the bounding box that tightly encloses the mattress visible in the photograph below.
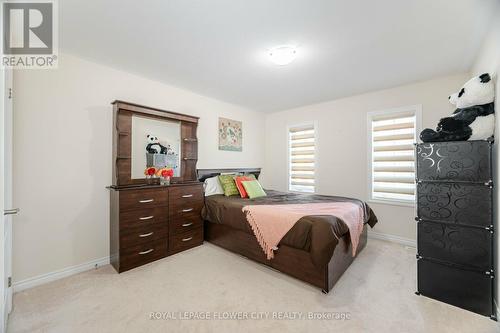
[202,190,378,267]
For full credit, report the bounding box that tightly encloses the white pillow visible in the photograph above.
[204,176,224,196]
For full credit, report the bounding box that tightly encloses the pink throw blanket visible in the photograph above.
[242,202,364,260]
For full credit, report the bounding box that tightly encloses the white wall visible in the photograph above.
[470,2,500,312]
[12,53,265,283]
[261,73,470,241]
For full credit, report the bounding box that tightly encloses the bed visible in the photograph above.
[198,168,378,293]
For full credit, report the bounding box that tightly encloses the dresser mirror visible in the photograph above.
[111,100,199,187]
[130,115,182,179]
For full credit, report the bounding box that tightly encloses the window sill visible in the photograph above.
[368,198,415,208]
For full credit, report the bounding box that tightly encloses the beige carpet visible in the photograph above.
[7,239,499,333]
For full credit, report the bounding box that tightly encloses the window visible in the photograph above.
[288,123,316,193]
[368,106,421,204]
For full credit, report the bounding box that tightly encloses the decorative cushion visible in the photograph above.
[203,176,224,196]
[241,180,267,199]
[234,174,256,198]
[218,174,240,196]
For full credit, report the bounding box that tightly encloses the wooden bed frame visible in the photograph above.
[198,168,368,293]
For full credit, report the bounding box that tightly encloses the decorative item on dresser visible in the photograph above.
[415,139,495,320]
[109,101,203,273]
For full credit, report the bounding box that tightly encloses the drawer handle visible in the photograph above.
[182,237,193,242]
[139,199,154,203]
[139,249,154,255]
[139,216,154,221]
[182,223,193,227]
[139,232,154,238]
[182,208,194,213]
[181,194,193,198]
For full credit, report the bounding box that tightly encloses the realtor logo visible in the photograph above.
[2,0,58,68]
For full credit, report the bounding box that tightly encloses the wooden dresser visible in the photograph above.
[108,101,204,273]
[110,183,203,273]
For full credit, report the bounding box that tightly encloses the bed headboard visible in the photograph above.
[197,168,261,182]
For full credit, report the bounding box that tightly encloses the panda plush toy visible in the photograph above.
[146,134,169,154]
[420,73,495,142]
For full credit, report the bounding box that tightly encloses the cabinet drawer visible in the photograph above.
[417,258,493,316]
[169,201,203,219]
[418,221,491,271]
[120,223,168,249]
[170,216,203,235]
[169,227,203,254]
[120,188,168,211]
[416,141,492,182]
[119,207,168,230]
[119,238,168,272]
[169,184,203,203]
[417,182,491,226]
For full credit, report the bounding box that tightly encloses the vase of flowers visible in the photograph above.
[157,168,174,186]
[144,167,157,185]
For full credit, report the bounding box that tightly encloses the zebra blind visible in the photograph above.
[289,123,315,193]
[370,111,416,202]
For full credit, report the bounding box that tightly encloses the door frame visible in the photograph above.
[1,66,13,333]
[1,1,14,330]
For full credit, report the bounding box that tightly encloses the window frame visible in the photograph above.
[287,121,318,194]
[367,105,422,207]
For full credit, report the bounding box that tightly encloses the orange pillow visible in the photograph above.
[234,175,255,198]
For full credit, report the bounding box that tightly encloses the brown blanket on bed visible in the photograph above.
[202,190,378,267]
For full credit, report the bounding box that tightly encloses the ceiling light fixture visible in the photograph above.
[268,45,297,66]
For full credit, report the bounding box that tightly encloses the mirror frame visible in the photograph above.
[111,100,199,187]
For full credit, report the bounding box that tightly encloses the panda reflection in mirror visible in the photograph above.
[420,73,495,142]
[146,134,173,155]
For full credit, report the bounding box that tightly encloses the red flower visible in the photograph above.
[146,167,156,176]
[162,168,174,178]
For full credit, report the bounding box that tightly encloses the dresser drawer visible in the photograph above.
[170,216,203,234]
[120,188,168,211]
[169,227,203,254]
[169,184,203,203]
[417,258,493,316]
[169,201,203,219]
[418,221,492,271]
[120,223,168,249]
[119,207,168,230]
[119,238,168,272]
[416,141,492,182]
[417,182,492,226]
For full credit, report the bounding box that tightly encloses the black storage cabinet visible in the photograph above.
[415,140,495,320]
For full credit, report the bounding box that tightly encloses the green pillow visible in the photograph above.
[241,180,267,199]
[218,175,240,196]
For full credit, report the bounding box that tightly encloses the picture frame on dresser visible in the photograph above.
[108,101,204,273]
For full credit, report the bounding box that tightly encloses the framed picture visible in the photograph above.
[218,117,242,152]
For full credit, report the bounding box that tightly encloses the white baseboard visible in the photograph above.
[368,230,416,247]
[13,256,110,293]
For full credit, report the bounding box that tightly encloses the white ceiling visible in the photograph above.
[60,0,497,112]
